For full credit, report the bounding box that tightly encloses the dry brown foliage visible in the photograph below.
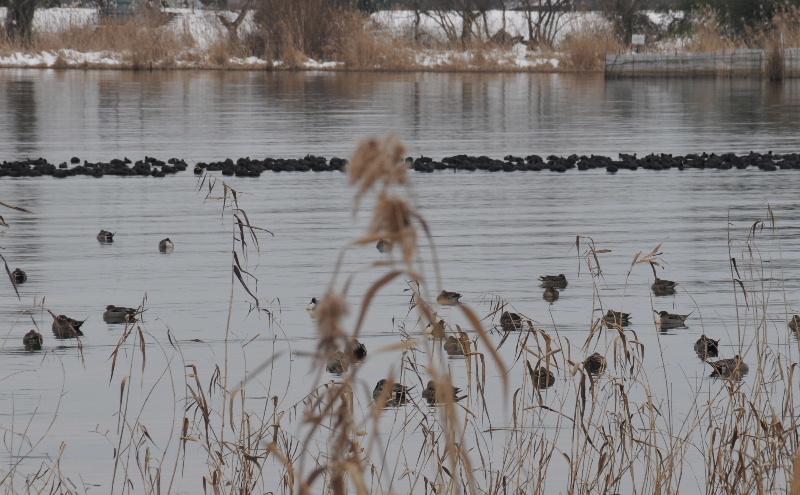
[683,7,740,52]
[559,17,621,71]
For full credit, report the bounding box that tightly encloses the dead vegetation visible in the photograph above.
[1,3,799,73]
[2,139,800,494]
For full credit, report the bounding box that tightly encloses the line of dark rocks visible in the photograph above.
[417,151,800,173]
[1,151,799,178]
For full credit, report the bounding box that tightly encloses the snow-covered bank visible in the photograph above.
[0,7,622,70]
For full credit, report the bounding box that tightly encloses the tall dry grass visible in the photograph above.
[325,12,416,71]
[771,3,800,47]
[757,4,800,80]
[682,7,740,52]
[7,14,194,69]
[251,0,350,67]
[559,17,621,71]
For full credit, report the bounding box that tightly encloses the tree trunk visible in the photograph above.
[217,0,252,46]
[460,9,473,42]
[5,0,37,46]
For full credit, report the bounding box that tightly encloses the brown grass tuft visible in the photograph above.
[559,17,620,71]
[684,7,739,52]
[314,292,350,357]
[771,4,800,47]
[347,136,407,201]
[325,12,416,70]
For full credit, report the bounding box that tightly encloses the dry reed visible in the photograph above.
[681,7,739,52]
[559,16,621,71]
[3,144,800,495]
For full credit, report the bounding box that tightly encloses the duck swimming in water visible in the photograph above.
[706,355,749,379]
[584,352,607,375]
[103,305,138,323]
[424,319,446,339]
[654,310,691,329]
[603,309,631,327]
[539,274,567,289]
[421,380,463,404]
[325,351,350,375]
[23,329,43,351]
[499,311,523,331]
[531,366,555,389]
[376,239,391,253]
[543,286,560,303]
[373,379,409,408]
[350,339,367,362]
[444,333,470,356]
[159,238,174,253]
[97,230,115,243]
[306,298,318,311]
[52,314,85,339]
[12,268,27,284]
[437,290,462,305]
[652,277,677,296]
[694,335,719,358]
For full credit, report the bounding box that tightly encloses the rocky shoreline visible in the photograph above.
[2,151,798,178]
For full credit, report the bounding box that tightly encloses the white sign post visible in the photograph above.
[631,34,645,54]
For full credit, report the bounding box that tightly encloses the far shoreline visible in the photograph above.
[0,7,796,78]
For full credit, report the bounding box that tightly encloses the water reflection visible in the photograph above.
[1,70,799,162]
[4,79,37,155]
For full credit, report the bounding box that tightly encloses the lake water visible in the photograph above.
[1,69,800,494]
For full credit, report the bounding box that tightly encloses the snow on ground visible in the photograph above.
[0,7,615,69]
[370,9,591,45]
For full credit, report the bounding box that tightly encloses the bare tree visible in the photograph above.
[600,0,655,44]
[422,0,494,43]
[518,0,571,49]
[5,0,37,46]
[217,0,253,44]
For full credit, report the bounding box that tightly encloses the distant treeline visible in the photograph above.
[374,0,675,9]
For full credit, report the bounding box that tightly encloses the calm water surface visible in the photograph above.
[2,69,800,160]
[1,70,800,493]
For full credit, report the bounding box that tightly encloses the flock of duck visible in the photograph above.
[498,274,754,380]
[321,241,766,408]
[15,231,174,351]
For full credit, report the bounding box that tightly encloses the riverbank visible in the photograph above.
[2,7,799,76]
[0,8,584,71]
